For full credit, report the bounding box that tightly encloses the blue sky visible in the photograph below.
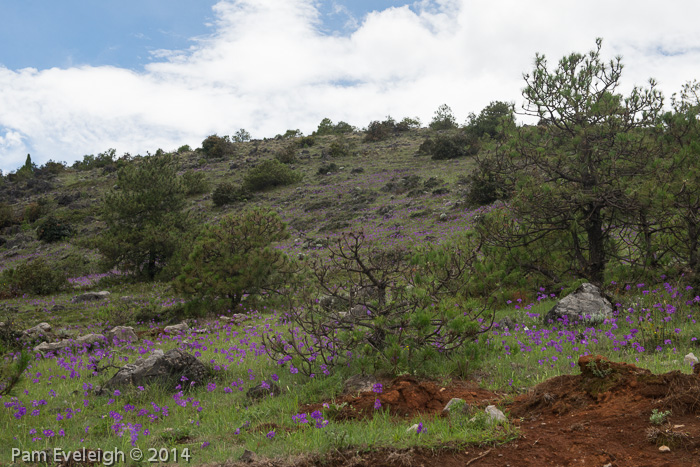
[0,0,699,173]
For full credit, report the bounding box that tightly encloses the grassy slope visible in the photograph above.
[1,129,699,464]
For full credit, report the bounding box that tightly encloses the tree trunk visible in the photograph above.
[585,205,606,285]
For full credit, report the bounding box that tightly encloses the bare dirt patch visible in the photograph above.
[229,356,700,466]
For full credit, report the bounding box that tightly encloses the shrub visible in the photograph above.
[364,117,396,142]
[264,232,493,376]
[242,160,301,192]
[275,144,297,164]
[232,128,251,143]
[212,182,249,206]
[298,136,316,148]
[317,163,339,175]
[315,118,355,136]
[177,144,192,153]
[72,149,116,171]
[182,170,210,195]
[327,137,352,158]
[0,203,16,229]
[0,258,67,297]
[176,208,292,308]
[465,101,514,140]
[23,202,44,224]
[429,104,458,131]
[37,160,66,176]
[420,132,480,160]
[396,116,421,132]
[201,135,235,159]
[36,216,73,242]
[465,157,511,207]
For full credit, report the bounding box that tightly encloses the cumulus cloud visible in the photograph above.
[0,0,699,172]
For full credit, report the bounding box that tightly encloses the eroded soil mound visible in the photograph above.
[234,356,700,466]
[301,375,496,420]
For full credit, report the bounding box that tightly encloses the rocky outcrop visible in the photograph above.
[106,326,138,344]
[544,283,613,325]
[33,333,105,354]
[99,349,208,393]
[72,291,110,303]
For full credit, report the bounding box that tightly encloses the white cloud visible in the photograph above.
[1,0,700,172]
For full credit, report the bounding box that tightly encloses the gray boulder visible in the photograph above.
[163,322,189,334]
[343,374,380,394]
[23,323,52,338]
[543,283,613,325]
[99,349,208,392]
[33,333,104,354]
[246,380,281,400]
[485,405,507,425]
[72,291,110,303]
[106,326,138,344]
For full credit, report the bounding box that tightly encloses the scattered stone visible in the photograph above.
[497,317,517,330]
[99,349,208,392]
[443,398,468,414]
[684,352,699,366]
[239,450,256,463]
[319,295,348,312]
[246,380,281,400]
[23,323,52,337]
[72,291,111,303]
[76,333,104,346]
[349,305,367,318]
[343,374,380,394]
[106,326,138,344]
[33,334,105,354]
[485,405,507,425]
[659,445,671,452]
[406,424,419,433]
[439,213,448,221]
[219,314,249,325]
[163,322,189,334]
[543,283,613,325]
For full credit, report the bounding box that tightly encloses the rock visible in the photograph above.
[406,424,419,433]
[72,291,110,303]
[319,295,348,312]
[246,380,281,400]
[684,352,699,366]
[106,326,138,344]
[343,374,380,394]
[76,333,104,346]
[239,450,256,463]
[443,398,467,414]
[349,305,367,318]
[485,405,506,425]
[497,317,516,330]
[99,349,208,392]
[219,314,248,325]
[163,323,189,334]
[439,213,448,221]
[33,334,104,354]
[23,323,52,337]
[659,445,671,452]
[543,283,613,325]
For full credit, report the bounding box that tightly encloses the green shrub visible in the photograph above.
[420,132,480,160]
[201,135,235,159]
[182,170,210,195]
[465,101,514,140]
[0,258,68,297]
[317,163,339,175]
[298,136,316,148]
[429,104,458,131]
[396,116,421,132]
[242,160,301,192]
[0,203,16,229]
[275,144,297,164]
[465,157,511,206]
[328,137,352,158]
[177,145,192,154]
[212,182,249,206]
[176,208,292,308]
[36,216,73,242]
[315,118,355,136]
[364,117,396,142]
[72,149,116,171]
[23,202,44,224]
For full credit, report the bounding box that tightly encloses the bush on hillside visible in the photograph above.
[201,134,235,159]
[420,132,480,160]
[36,216,73,243]
[182,170,210,196]
[242,160,301,192]
[0,258,68,297]
[212,182,249,206]
[275,144,297,164]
